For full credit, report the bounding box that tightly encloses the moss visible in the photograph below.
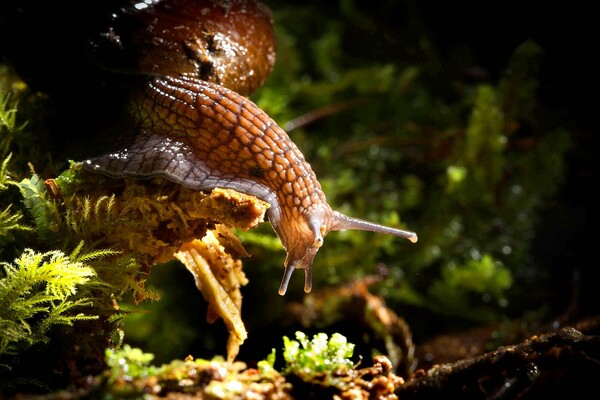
[68,332,400,399]
[0,245,105,356]
[282,331,355,382]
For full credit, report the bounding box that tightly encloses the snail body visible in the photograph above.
[84,0,417,295]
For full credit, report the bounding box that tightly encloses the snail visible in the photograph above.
[83,0,418,295]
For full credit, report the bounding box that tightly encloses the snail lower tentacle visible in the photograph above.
[84,0,417,295]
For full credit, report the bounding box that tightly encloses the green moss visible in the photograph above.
[283,331,356,383]
[0,71,159,392]
[257,348,277,377]
[105,344,158,384]
[0,244,105,356]
[0,85,26,158]
[97,331,359,396]
[0,87,32,248]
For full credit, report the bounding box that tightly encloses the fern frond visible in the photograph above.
[64,194,128,239]
[0,85,27,159]
[6,290,58,311]
[0,89,19,131]
[72,247,121,264]
[0,204,33,240]
[0,319,29,355]
[37,298,98,336]
[95,195,116,225]
[93,256,160,302]
[0,153,12,190]
[37,252,95,298]
[1,248,94,305]
[82,196,92,224]
[0,247,101,355]
[68,240,85,260]
[17,174,60,240]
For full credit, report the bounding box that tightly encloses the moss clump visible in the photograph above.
[0,244,109,356]
[283,331,356,380]
[63,332,401,399]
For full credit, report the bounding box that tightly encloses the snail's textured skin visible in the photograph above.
[86,76,333,294]
[84,0,417,295]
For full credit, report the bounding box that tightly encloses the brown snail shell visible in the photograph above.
[90,0,276,96]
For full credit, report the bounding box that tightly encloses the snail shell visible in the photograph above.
[84,0,417,295]
[89,0,276,96]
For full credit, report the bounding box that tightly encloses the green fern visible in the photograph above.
[17,174,60,241]
[68,239,120,264]
[17,169,159,303]
[0,246,111,355]
[0,153,12,190]
[62,194,159,302]
[65,194,125,239]
[0,81,34,248]
[0,204,32,242]
[0,86,20,128]
[0,86,26,158]
[93,255,160,303]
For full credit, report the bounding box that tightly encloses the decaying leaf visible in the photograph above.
[175,233,249,361]
[51,166,270,357]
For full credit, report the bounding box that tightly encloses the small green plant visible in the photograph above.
[0,243,116,355]
[282,331,356,382]
[98,332,359,395]
[105,344,158,384]
[257,348,277,377]
[0,202,31,245]
[0,86,31,247]
[0,85,26,158]
[0,153,13,191]
[16,170,160,304]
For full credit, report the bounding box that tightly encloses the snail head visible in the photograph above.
[274,206,418,296]
[275,205,331,296]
